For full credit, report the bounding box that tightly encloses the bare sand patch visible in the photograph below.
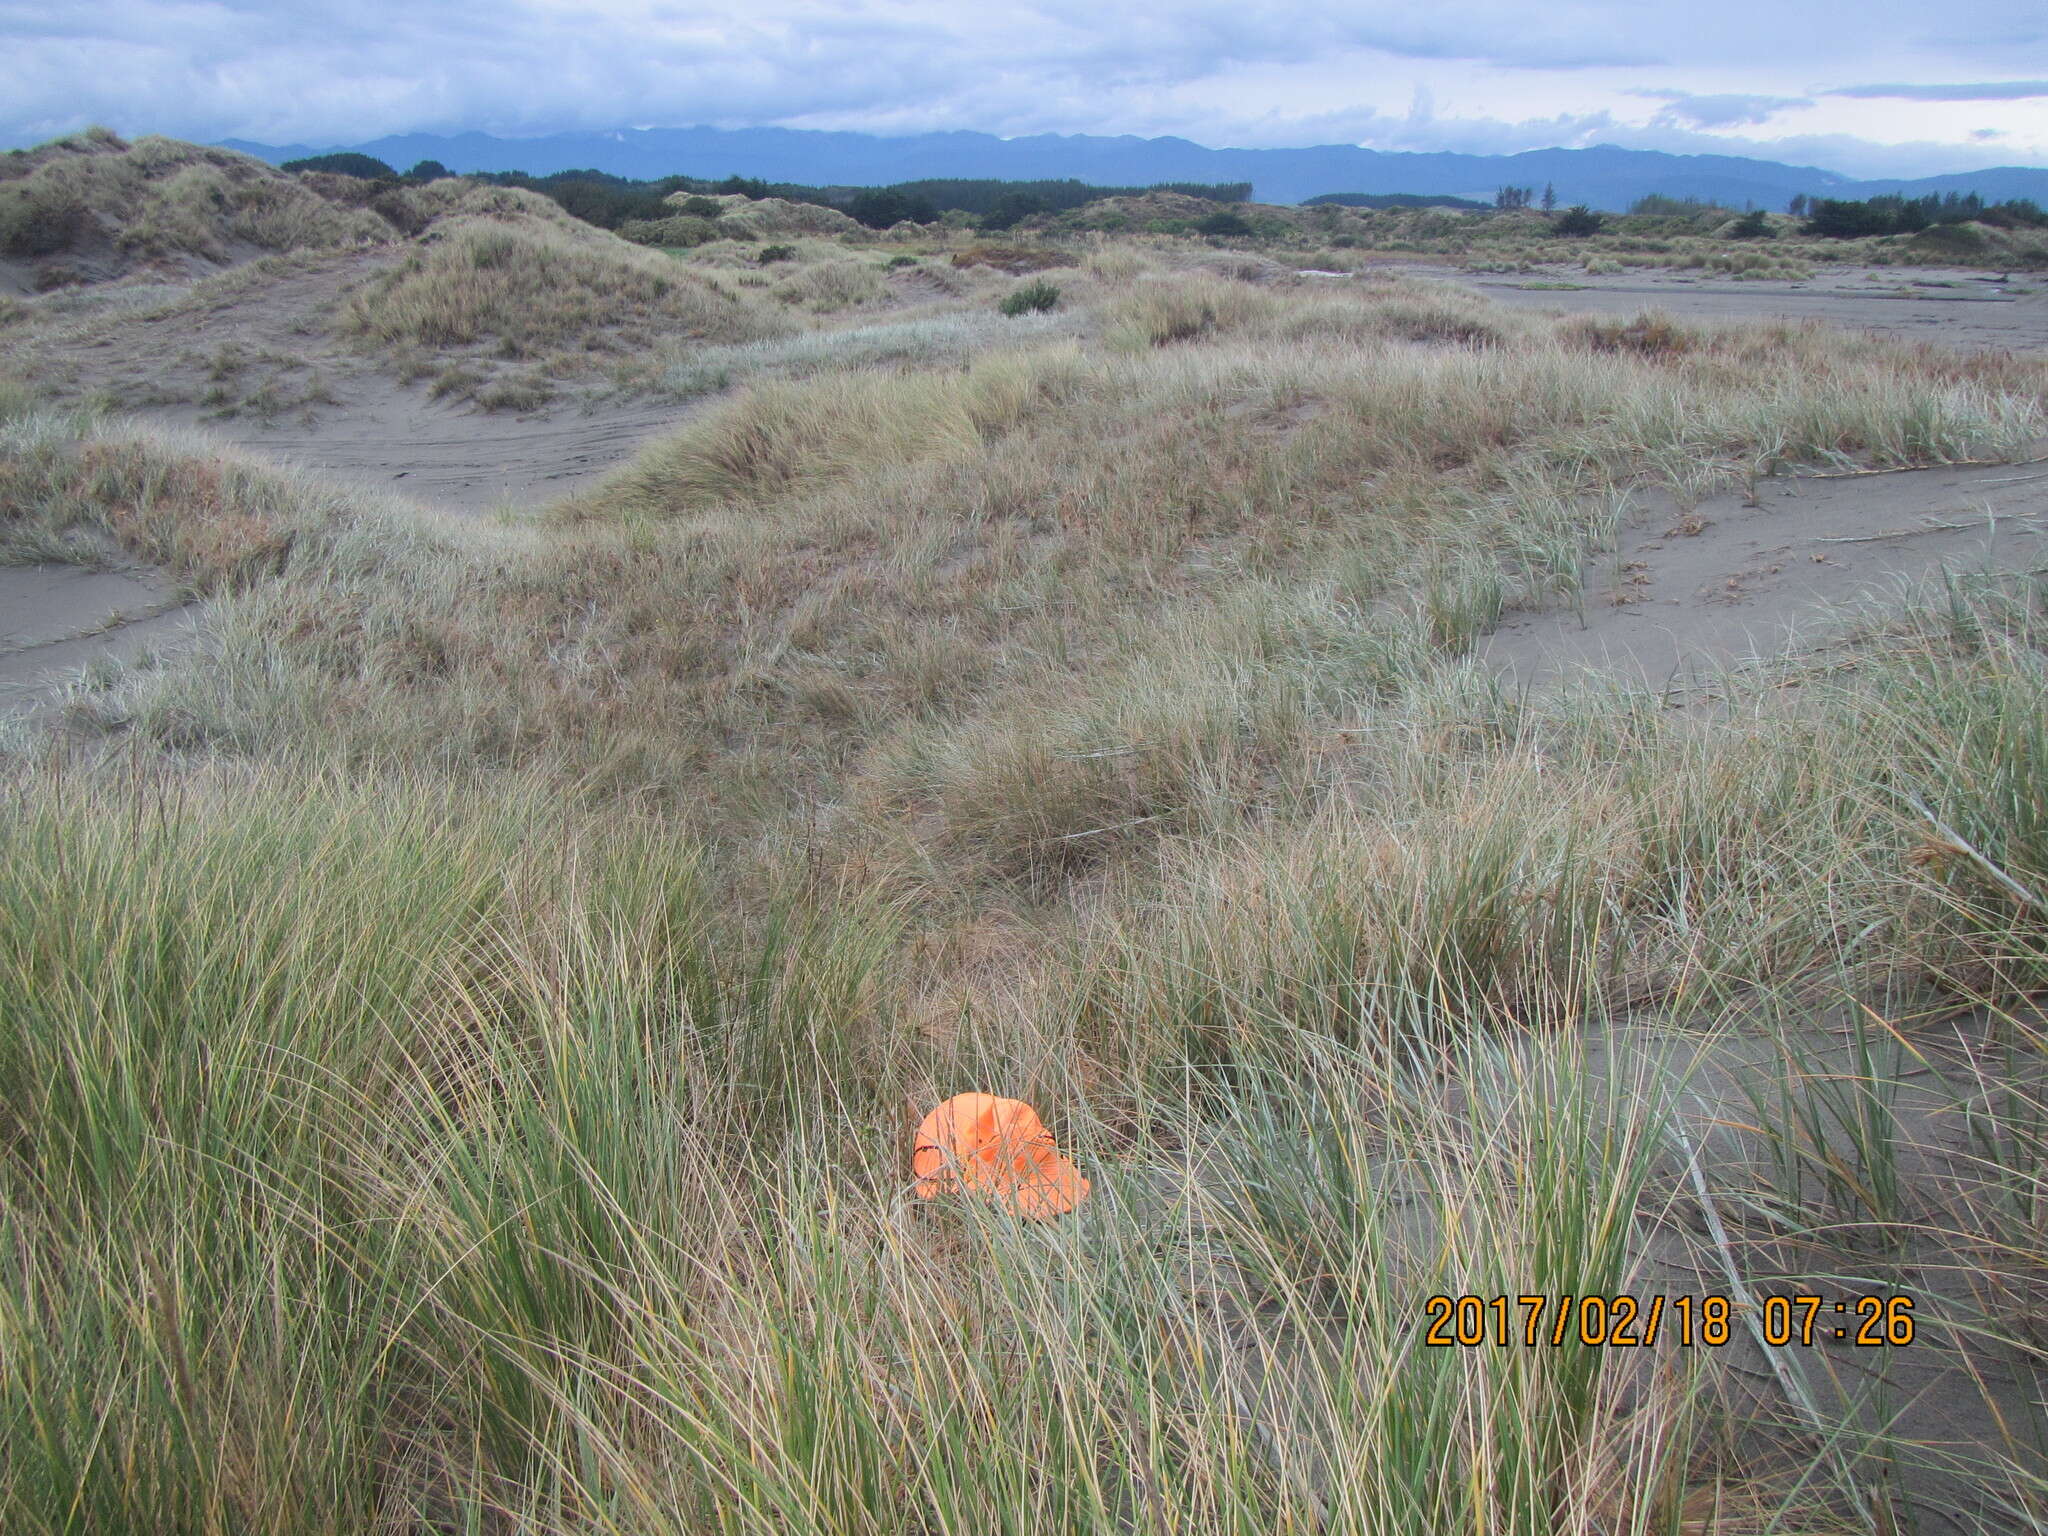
[1577,1006,2048,1536]
[0,563,196,718]
[145,388,695,515]
[1484,454,2048,697]
[1421,260,2048,352]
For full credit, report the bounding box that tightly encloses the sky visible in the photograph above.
[3,0,2045,177]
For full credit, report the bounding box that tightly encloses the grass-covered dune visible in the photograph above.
[7,255,2048,1531]
[17,272,2038,835]
[340,195,793,357]
[0,127,408,272]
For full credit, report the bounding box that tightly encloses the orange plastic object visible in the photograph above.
[911,1093,1090,1220]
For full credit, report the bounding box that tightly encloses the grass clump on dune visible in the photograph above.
[342,207,789,357]
[584,344,1089,513]
[660,309,1077,396]
[769,255,889,313]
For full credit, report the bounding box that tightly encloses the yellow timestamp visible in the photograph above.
[1421,1294,1916,1348]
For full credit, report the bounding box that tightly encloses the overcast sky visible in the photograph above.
[4,0,2045,175]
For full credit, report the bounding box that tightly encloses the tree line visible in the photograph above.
[277,153,1248,232]
[1786,190,2047,238]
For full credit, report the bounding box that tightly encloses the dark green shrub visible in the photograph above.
[1627,193,1719,217]
[847,189,937,229]
[1553,205,1603,237]
[1804,198,1896,238]
[757,244,797,264]
[1198,210,1254,238]
[999,278,1061,316]
[1727,209,1774,239]
[405,159,451,182]
[615,215,719,248]
[1983,199,2047,229]
[675,195,723,218]
[886,254,919,268]
[281,152,396,180]
[980,192,1047,232]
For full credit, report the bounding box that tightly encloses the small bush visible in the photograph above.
[615,214,720,248]
[999,278,1061,316]
[1198,209,1255,238]
[280,152,396,180]
[477,372,556,412]
[0,183,89,257]
[1726,209,1774,240]
[1553,205,1603,237]
[757,244,797,264]
[1563,311,1692,357]
[886,254,919,269]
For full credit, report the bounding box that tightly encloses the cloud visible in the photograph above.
[1634,90,1811,128]
[1828,80,2048,101]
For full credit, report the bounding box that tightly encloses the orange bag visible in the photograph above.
[911,1093,1090,1220]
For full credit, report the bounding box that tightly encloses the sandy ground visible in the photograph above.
[148,392,692,515]
[1151,1001,2048,1534]
[1412,260,2048,352]
[0,563,197,721]
[1571,1009,2048,1535]
[1483,453,2048,698]
[8,248,701,516]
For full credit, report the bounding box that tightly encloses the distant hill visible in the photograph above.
[219,125,2048,213]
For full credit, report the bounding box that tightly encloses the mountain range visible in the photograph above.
[219,125,2048,212]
